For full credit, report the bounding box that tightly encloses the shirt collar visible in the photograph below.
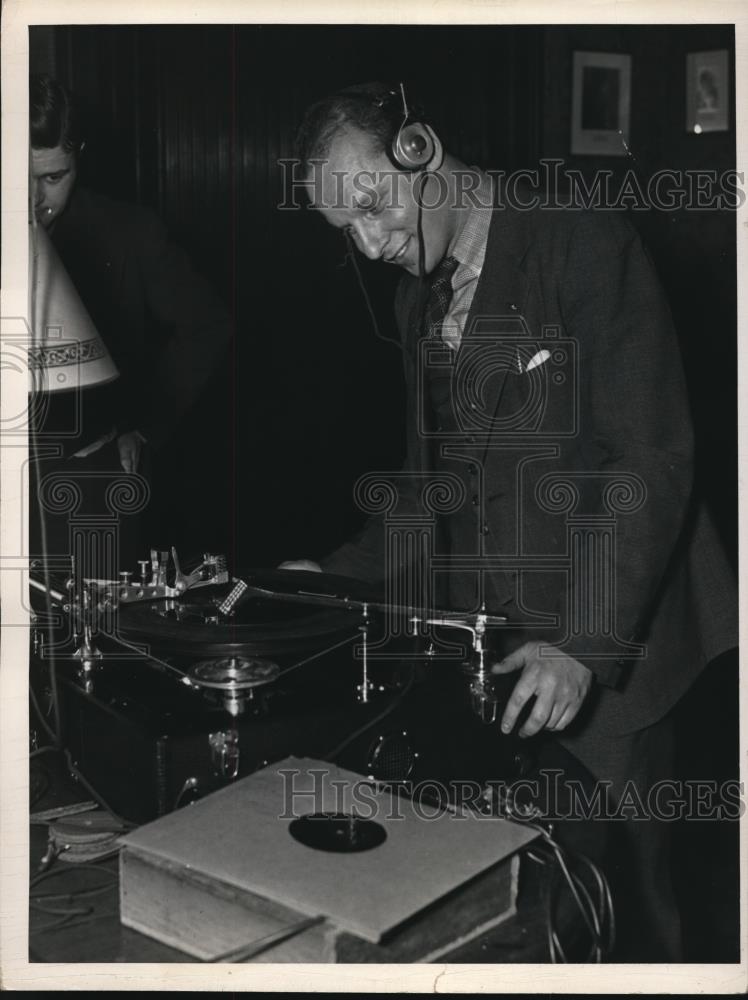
[449,171,493,290]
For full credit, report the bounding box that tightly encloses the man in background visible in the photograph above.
[29,74,231,564]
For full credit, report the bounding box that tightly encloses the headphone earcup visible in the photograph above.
[392,122,435,170]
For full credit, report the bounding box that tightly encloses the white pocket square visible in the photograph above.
[525,349,551,373]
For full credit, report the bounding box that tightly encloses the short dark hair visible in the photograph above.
[295,81,427,171]
[30,74,84,153]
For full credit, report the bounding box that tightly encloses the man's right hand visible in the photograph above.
[277,560,323,572]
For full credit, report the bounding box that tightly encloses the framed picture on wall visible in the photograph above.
[686,49,729,133]
[570,51,631,156]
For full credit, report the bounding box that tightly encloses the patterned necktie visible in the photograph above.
[422,255,459,345]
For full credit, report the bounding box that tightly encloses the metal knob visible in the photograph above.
[470,680,499,725]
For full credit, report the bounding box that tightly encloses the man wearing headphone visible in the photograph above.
[284,82,737,961]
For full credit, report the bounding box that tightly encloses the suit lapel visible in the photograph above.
[466,203,534,320]
[397,205,536,469]
[459,207,533,462]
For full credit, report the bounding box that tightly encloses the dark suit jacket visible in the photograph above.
[51,187,231,451]
[321,204,737,734]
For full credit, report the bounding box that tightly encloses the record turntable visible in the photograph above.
[30,551,524,825]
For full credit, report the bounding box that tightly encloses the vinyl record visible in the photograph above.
[116,568,370,656]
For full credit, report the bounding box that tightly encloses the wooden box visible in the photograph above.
[120,757,537,962]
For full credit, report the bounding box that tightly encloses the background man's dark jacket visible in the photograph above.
[50,186,231,451]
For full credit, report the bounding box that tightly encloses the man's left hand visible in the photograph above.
[118,430,146,473]
[491,641,592,737]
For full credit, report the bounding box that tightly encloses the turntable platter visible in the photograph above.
[188,656,281,691]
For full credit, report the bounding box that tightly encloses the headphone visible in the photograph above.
[375,83,436,171]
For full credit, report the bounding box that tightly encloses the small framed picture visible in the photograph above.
[571,51,631,156]
[686,50,729,133]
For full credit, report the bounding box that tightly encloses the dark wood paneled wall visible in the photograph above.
[46,25,545,288]
[34,24,546,564]
[540,24,737,560]
[31,23,736,566]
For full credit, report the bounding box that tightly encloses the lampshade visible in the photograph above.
[28,222,119,393]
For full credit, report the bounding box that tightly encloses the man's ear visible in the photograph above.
[77,140,86,158]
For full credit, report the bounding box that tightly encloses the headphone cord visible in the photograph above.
[342,166,430,356]
[342,231,403,353]
[415,175,428,326]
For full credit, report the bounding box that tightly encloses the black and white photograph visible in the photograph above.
[0,3,745,993]
[687,48,731,133]
[571,50,632,155]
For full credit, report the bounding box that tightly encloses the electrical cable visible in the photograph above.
[29,684,58,744]
[322,662,416,763]
[567,868,602,961]
[105,630,190,682]
[28,883,119,937]
[30,869,118,935]
[567,852,613,960]
[278,631,359,681]
[550,926,568,963]
[29,761,50,807]
[30,744,61,760]
[30,913,97,935]
[342,137,432,358]
[62,749,134,829]
[343,232,403,353]
[28,200,65,752]
[562,841,616,955]
[30,861,119,890]
[537,846,587,962]
[414,177,428,326]
[509,810,614,963]
[31,882,118,903]
[549,839,599,942]
[30,901,92,917]
[547,846,607,961]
